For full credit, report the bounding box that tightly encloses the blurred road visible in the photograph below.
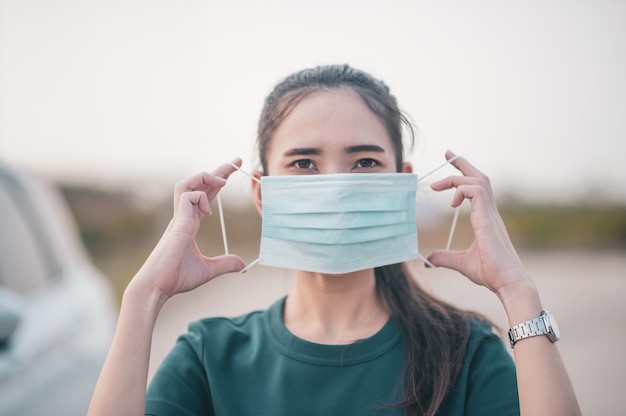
[148,249,626,416]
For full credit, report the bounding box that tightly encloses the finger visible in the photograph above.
[173,157,243,212]
[445,151,487,178]
[208,254,247,276]
[210,157,243,180]
[449,184,487,208]
[202,158,245,202]
[175,172,228,193]
[174,191,211,225]
[426,249,466,273]
[174,173,226,209]
[174,158,242,197]
[430,175,482,192]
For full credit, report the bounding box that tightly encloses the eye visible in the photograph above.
[354,158,379,169]
[293,159,316,170]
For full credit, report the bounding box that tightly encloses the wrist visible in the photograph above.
[496,276,543,326]
[122,276,170,320]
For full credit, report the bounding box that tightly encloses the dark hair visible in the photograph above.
[257,64,414,174]
[256,64,473,416]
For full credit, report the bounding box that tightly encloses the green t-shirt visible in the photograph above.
[146,297,519,415]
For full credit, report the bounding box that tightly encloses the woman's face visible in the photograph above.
[262,89,408,176]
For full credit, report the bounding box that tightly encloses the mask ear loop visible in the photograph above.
[418,154,461,182]
[416,154,462,268]
[217,162,262,273]
[216,193,229,255]
[446,205,460,251]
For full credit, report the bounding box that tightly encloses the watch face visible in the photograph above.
[545,311,561,341]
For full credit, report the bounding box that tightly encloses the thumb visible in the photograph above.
[208,254,247,276]
[426,249,465,273]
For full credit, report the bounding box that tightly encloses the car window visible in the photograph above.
[0,176,50,295]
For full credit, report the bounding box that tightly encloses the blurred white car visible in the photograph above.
[0,161,116,416]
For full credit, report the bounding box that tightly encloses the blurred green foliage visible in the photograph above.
[60,185,159,255]
[500,201,626,249]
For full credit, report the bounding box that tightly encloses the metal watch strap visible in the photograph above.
[508,312,549,348]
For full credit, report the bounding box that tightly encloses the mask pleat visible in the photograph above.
[259,173,418,273]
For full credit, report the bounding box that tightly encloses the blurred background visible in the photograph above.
[1,0,625,415]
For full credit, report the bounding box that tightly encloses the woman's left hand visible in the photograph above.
[428,152,582,416]
[427,151,532,295]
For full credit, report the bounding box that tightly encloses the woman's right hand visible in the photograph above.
[131,158,246,306]
[89,160,246,416]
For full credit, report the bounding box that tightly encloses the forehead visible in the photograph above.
[270,89,393,151]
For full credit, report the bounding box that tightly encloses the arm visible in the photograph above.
[428,151,581,416]
[87,160,246,416]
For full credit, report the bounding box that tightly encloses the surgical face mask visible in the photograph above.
[256,172,418,274]
[217,156,461,274]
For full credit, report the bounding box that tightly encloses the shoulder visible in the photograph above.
[467,316,502,343]
[190,308,266,335]
[466,317,519,407]
[146,300,283,415]
[183,308,267,350]
[438,317,519,414]
[179,298,284,360]
[465,317,512,363]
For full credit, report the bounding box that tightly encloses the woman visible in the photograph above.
[88,65,581,415]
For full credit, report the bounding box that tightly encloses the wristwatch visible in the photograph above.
[508,310,560,348]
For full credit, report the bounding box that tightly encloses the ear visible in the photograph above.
[251,171,263,215]
[401,162,413,173]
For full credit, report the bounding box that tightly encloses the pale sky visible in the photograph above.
[1,0,625,201]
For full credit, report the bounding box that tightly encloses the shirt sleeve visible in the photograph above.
[464,319,520,416]
[145,325,214,416]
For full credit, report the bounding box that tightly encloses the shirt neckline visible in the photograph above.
[264,296,402,366]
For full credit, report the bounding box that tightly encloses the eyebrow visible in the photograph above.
[283,144,386,157]
[283,148,322,156]
[344,144,386,154]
